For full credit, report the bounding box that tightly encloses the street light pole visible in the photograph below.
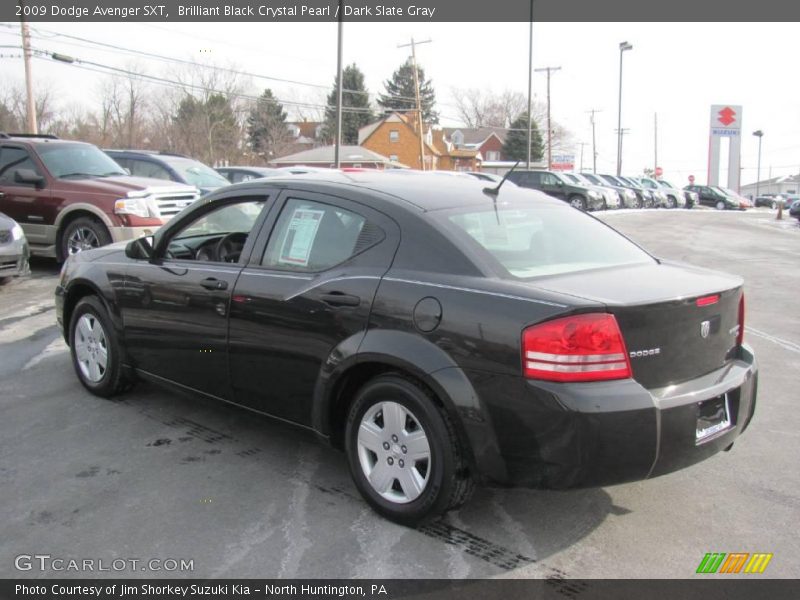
[616,41,632,176]
[752,130,763,199]
[534,66,561,169]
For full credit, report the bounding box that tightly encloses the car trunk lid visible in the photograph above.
[526,261,743,389]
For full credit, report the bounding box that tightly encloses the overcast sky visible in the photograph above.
[1,20,798,186]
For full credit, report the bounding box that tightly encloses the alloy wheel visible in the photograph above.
[356,401,431,504]
[68,227,101,255]
[74,314,109,382]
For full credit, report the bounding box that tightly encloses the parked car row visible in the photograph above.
[684,185,751,210]
[500,168,700,211]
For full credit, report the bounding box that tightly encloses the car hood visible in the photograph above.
[52,176,198,197]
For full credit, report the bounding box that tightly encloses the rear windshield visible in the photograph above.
[163,157,229,188]
[439,203,655,279]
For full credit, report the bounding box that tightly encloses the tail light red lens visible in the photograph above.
[696,294,720,307]
[522,313,632,382]
[737,293,745,346]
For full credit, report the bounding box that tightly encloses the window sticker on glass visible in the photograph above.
[277,207,325,266]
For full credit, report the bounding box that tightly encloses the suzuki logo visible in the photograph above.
[701,320,711,338]
[718,107,736,126]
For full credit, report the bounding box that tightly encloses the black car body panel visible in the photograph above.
[56,172,758,494]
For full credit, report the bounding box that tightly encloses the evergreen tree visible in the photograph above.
[377,58,438,124]
[321,63,374,145]
[247,89,290,159]
[173,93,238,165]
[503,113,544,162]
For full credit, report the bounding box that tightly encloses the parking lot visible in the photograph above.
[0,208,797,579]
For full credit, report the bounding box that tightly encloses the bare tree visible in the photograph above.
[450,88,528,128]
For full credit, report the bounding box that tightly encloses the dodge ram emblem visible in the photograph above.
[700,320,710,339]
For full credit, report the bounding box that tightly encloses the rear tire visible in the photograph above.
[667,196,677,209]
[61,217,111,261]
[715,200,726,210]
[69,296,133,398]
[345,374,474,526]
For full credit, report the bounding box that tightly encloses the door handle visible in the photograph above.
[320,292,360,307]
[200,277,228,291]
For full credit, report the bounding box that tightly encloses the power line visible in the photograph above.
[0,23,424,105]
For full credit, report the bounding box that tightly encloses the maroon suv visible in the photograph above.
[0,134,199,261]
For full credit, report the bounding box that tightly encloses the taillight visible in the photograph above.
[737,293,745,346]
[696,294,720,307]
[522,313,632,382]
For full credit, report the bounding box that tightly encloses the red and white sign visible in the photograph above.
[655,166,663,177]
[688,174,695,184]
[710,105,742,132]
[550,154,575,171]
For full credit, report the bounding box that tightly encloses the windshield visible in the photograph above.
[712,186,735,197]
[617,176,637,187]
[562,173,580,184]
[600,175,622,187]
[164,157,229,188]
[440,203,654,279]
[581,173,603,186]
[639,178,658,189]
[658,180,676,189]
[37,143,127,179]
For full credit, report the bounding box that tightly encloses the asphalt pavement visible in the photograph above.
[0,208,797,579]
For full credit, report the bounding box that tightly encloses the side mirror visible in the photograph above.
[125,235,155,260]
[14,169,45,188]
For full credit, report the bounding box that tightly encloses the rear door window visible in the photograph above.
[262,198,371,272]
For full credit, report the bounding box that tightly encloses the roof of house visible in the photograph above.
[443,126,507,146]
[271,145,407,167]
[287,121,322,138]
[741,173,800,188]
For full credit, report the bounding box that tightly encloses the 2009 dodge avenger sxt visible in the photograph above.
[55,171,757,524]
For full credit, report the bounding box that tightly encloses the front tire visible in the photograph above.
[61,217,111,260]
[69,296,133,397]
[569,195,587,211]
[345,375,474,526]
[667,196,677,209]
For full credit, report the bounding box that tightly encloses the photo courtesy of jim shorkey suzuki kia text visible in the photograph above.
[14,584,387,596]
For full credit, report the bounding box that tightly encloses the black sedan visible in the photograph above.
[55,171,758,525]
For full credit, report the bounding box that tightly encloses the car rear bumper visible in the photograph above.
[0,239,30,278]
[469,343,757,488]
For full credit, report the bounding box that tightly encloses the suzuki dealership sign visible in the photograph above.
[708,104,742,190]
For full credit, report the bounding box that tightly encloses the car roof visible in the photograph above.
[219,170,561,212]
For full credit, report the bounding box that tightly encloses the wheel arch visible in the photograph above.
[314,330,507,484]
[55,205,115,261]
[62,278,122,345]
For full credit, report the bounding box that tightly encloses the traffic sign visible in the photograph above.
[689,175,695,184]
[655,166,663,177]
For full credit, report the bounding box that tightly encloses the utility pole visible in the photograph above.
[654,113,658,177]
[534,66,561,168]
[398,37,431,170]
[586,108,602,173]
[19,1,38,134]
[578,142,586,172]
[526,0,534,169]
[616,41,633,176]
[333,0,343,168]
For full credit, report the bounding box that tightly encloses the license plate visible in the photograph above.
[696,394,731,442]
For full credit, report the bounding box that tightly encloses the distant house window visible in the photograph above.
[389,130,400,142]
[452,131,464,147]
[486,151,500,161]
[389,154,398,162]
[288,124,300,137]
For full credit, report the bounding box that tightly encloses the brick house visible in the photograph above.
[442,127,507,162]
[360,112,482,171]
